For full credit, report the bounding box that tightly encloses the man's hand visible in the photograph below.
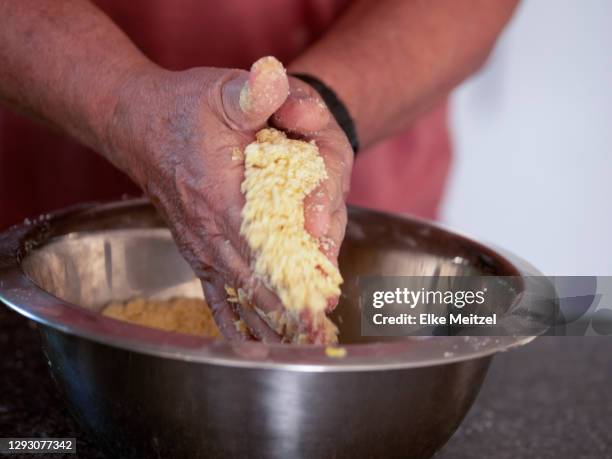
[104,57,353,342]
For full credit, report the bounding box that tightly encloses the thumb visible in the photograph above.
[222,56,289,131]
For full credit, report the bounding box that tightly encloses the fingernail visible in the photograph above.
[241,56,287,113]
[252,56,286,79]
[239,82,251,112]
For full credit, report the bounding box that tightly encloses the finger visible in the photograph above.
[221,56,289,131]
[315,206,347,315]
[229,289,282,343]
[316,134,353,202]
[301,128,353,238]
[223,270,305,344]
[272,94,330,134]
[319,206,347,263]
[272,77,330,133]
[302,146,345,240]
[234,275,307,343]
[219,209,340,343]
[244,266,341,344]
[201,278,252,341]
[303,186,331,238]
[297,308,339,345]
[208,235,286,342]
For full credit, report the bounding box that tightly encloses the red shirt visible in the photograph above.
[0,0,450,229]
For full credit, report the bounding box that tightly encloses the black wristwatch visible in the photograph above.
[290,73,360,154]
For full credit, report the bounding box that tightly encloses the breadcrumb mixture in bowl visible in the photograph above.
[102,297,221,338]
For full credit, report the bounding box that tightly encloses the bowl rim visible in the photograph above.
[0,199,547,372]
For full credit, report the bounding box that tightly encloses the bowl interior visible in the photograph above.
[21,203,522,344]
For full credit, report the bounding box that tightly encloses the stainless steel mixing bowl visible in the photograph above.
[0,199,549,458]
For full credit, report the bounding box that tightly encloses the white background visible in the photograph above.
[443,0,612,275]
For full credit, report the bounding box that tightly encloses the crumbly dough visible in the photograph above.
[102,297,221,338]
[240,128,343,343]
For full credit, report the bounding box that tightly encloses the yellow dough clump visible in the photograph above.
[102,297,221,338]
[240,128,343,339]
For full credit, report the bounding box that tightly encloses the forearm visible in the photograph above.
[290,0,518,148]
[0,0,154,163]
